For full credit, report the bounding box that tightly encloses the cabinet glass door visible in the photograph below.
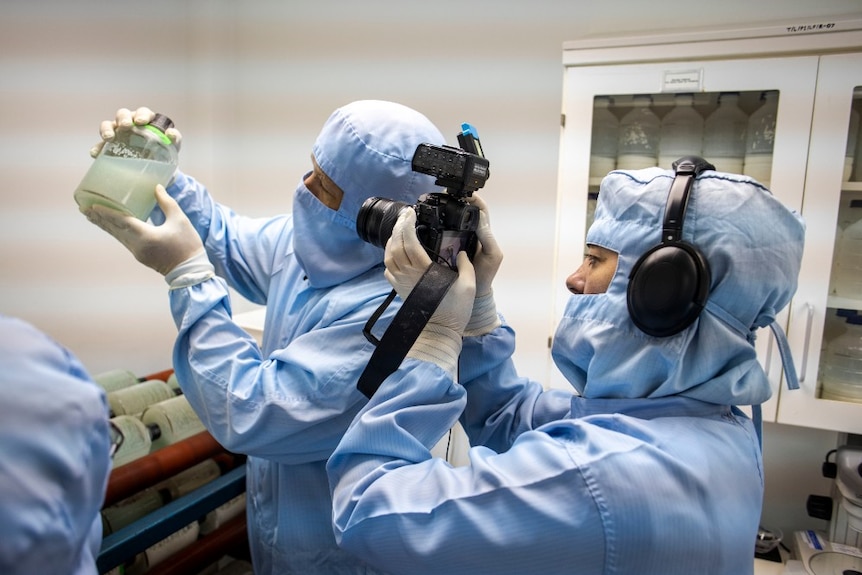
[779,53,862,433]
[554,56,819,408]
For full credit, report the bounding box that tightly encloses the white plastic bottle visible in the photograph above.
[141,395,206,452]
[589,96,619,179]
[93,368,141,393]
[834,199,862,298]
[74,113,178,221]
[107,379,176,417]
[658,93,704,169]
[110,414,161,468]
[200,493,248,535]
[617,94,660,170]
[154,458,221,500]
[743,90,779,186]
[109,522,201,575]
[138,522,201,573]
[820,309,857,367]
[821,314,862,403]
[831,197,862,293]
[101,485,169,534]
[702,92,748,173]
[101,459,214,536]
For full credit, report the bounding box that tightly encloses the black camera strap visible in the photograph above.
[357,263,458,399]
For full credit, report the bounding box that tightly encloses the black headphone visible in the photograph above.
[626,156,715,337]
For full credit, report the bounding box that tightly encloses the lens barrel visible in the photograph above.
[356,197,410,248]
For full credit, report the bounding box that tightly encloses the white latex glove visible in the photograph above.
[384,209,476,379]
[83,185,214,289]
[90,107,183,158]
[463,194,503,336]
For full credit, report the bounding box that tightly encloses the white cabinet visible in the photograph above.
[554,19,862,433]
[780,52,862,433]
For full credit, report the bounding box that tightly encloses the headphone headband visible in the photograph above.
[626,156,715,337]
[663,156,716,242]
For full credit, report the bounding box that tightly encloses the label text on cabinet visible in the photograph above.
[785,22,837,34]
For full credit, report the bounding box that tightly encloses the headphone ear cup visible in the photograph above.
[627,242,711,337]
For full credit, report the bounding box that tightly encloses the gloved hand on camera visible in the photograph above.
[463,194,503,336]
[90,106,183,159]
[385,209,476,380]
[83,185,214,289]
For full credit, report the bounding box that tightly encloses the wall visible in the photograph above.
[1,0,860,545]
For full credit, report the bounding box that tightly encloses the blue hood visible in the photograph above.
[294,100,445,288]
[551,168,805,405]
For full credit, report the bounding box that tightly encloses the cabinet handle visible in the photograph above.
[798,303,815,384]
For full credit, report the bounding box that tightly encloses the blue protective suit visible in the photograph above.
[160,101,444,574]
[0,315,111,575]
[327,168,805,575]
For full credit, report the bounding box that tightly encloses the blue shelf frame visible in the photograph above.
[97,465,247,573]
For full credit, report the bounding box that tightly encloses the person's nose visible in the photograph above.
[566,266,585,295]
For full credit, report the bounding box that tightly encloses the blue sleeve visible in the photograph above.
[169,279,381,464]
[163,171,289,305]
[326,359,600,575]
[458,323,574,453]
[0,316,111,575]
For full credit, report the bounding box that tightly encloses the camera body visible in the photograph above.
[356,124,490,267]
[358,192,480,268]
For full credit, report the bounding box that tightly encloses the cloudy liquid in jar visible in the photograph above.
[74,156,174,221]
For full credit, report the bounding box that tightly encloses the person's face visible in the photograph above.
[566,244,619,295]
[304,154,344,210]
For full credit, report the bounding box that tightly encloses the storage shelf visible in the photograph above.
[827,295,862,310]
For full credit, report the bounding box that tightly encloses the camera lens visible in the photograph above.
[356,197,410,248]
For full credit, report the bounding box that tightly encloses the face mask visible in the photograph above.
[292,181,384,289]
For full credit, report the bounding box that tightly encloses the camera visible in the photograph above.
[356,123,490,268]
